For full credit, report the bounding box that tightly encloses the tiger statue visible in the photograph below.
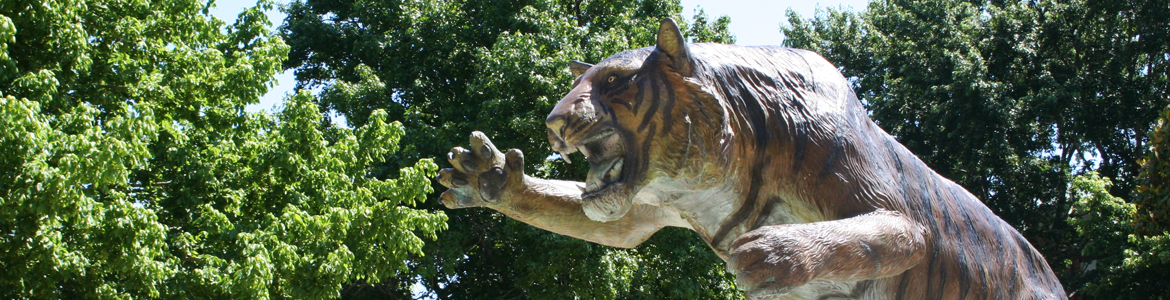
[435,18,1066,299]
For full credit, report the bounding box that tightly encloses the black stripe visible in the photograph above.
[605,81,631,111]
[1014,232,1041,280]
[896,271,912,298]
[691,90,715,121]
[601,96,616,117]
[1005,224,1021,299]
[934,184,970,299]
[941,204,970,299]
[792,122,809,173]
[918,180,944,299]
[559,118,576,138]
[611,97,632,110]
[956,188,992,297]
[713,69,775,247]
[752,197,780,229]
[659,77,678,133]
[740,87,768,147]
[638,123,656,178]
[743,156,774,228]
[638,75,663,132]
[712,156,765,246]
[817,135,845,180]
[886,138,905,175]
[606,80,631,96]
[928,241,944,299]
[569,117,591,136]
[634,77,648,112]
[888,138,916,299]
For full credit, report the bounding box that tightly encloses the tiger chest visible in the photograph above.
[634,178,820,255]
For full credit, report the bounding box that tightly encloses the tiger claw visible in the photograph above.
[469,131,505,167]
[436,168,468,188]
[436,132,528,208]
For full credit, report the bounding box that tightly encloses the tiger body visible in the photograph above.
[437,19,1065,299]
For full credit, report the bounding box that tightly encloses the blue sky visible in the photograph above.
[680,0,870,46]
[207,0,872,114]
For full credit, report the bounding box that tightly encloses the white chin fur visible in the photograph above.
[582,184,632,222]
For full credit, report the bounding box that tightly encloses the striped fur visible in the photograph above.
[539,19,1067,299]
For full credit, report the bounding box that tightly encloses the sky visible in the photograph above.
[679,0,870,46]
[207,0,872,114]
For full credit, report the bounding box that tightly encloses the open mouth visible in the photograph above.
[555,128,627,199]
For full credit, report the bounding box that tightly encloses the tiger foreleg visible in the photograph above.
[436,131,687,248]
[727,210,927,298]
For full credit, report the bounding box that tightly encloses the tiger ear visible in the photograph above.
[569,60,593,77]
[655,18,693,76]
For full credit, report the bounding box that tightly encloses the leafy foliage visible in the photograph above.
[782,0,1169,297]
[1067,172,1170,298]
[282,0,740,298]
[0,0,444,298]
[1083,102,1170,298]
[1136,103,1170,235]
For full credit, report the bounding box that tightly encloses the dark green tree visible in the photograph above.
[0,0,444,298]
[280,0,740,298]
[782,0,1169,297]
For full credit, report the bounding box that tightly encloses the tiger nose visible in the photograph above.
[546,93,574,131]
[546,115,566,138]
[546,96,577,146]
[546,113,569,151]
[547,80,591,147]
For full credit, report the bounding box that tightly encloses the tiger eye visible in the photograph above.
[607,75,616,83]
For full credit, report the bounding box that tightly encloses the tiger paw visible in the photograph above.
[726,226,817,298]
[436,131,527,209]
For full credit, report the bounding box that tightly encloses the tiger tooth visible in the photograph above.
[608,160,623,180]
[561,151,572,163]
[578,145,590,159]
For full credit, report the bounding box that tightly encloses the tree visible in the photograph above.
[0,0,444,298]
[1136,102,1170,235]
[1062,107,1170,297]
[1076,102,1170,298]
[281,0,741,298]
[782,0,1169,297]
[1066,170,1170,299]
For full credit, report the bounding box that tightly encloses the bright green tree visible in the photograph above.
[0,0,444,298]
[782,0,1169,297]
[1066,170,1170,299]
[281,0,740,298]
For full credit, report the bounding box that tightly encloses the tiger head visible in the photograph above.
[546,19,725,222]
